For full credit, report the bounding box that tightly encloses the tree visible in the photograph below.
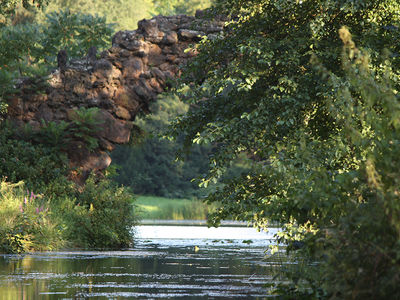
[0,8,114,121]
[0,0,49,118]
[0,1,137,252]
[40,0,153,31]
[112,95,211,198]
[0,0,48,24]
[170,0,400,297]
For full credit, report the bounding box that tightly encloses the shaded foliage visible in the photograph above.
[0,123,68,191]
[0,8,114,122]
[170,0,400,297]
[0,122,138,252]
[112,95,211,198]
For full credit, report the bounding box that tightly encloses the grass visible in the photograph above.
[135,195,216,220]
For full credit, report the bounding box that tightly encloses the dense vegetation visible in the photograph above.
[0,0,135,253]
[111,93,251,199]
[39,0,211,31]
[0,119,137,253]
[170,0,400,298]
[112,95,212,198]
[0,0,214,253]
[4,0,399,297]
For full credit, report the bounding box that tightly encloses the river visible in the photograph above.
[0,222,283,299]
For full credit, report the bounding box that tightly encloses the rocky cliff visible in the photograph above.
[5,12,225,182]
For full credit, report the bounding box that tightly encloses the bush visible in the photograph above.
[0,123,69,192]
[41,9,114,63]
[62,177,137,249]
[0,123,138,252]
[0,181,64,253]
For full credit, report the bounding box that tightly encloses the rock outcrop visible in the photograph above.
[5,12,225,183]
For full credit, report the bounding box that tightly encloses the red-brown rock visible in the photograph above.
[6,13,225,183]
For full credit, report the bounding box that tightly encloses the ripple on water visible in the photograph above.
[0,225,284,298]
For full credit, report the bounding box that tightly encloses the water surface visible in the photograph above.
[0,225,283,299]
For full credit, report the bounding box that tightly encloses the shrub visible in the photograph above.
[0,181,64,253]
[0,123,139,252]
[41,9,114,63]
[62,177,137,249]
[0,123,69,192]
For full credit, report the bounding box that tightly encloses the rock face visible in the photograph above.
[5,13,225,183]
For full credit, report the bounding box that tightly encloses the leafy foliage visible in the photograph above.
[0,22,43,70]
[41,9,114,62]
[308,29,400,298]
[67,107,103,151]
[0,123,138,252]
[0,8,113,70]
[41,0,153,31]
[0,0,48,24]
[0,122,69,191]
[173,0,400,226]
[0,181,64,253]
[170,0,400,297]
[112,95,212,198]
[62,177,137,249]
[12,107,104,152]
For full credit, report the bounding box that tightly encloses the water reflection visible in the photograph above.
[0,225,283,299]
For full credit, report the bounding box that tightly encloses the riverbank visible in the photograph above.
[0,178,138,254]
[136,195,216,220]
[140,219,246,226]
[139,219,281,228]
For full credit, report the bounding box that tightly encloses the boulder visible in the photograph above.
[96,109,133,144]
